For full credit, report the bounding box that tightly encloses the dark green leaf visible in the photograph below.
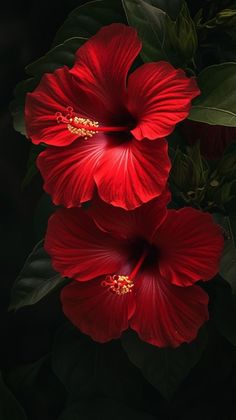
[216,212,236,293]
[10,78,36,136]
[58,398,155,420]
[122,0,170,63]
[165,1,198,62]
[9,241,67,311]
[220,236,236,291]
[0,372,27,420]
[26,37,85,78]
[121,329,207,399]
[5,357,65,420]
[171,142,208,203]
[53,0,126,46]
[6,356,48,395]
[141,0,183,19]
[52,324,144,404]
[189,63,236,126]
[208,276,236,346]
[122,0,193,66]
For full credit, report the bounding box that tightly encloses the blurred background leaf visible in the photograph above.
[189,63,236,126]
[0,372,27,420]
[9,241,68,311]
[121,329,207,400]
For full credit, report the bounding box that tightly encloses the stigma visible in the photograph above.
[101,275,134,295]
[101,248,148,296]
[55,106,131,139]
[55,107,99,139]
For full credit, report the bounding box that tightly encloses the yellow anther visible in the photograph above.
[67,117,99,138]
[101,274,134,295]
[55,108,99,139]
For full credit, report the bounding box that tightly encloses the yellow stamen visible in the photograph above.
[101,249,148,296]
[67,117,99,139]
[55,107,99,140]
[55,106,131,139]
[101,275,134,295]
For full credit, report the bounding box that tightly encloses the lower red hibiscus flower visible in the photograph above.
[182,120,236,159]
[45,193,224,347]
[25,23,199,210]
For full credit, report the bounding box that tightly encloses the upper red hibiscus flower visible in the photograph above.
[182,120,236,159]
[45,193,224,347]
[25,23,199,210]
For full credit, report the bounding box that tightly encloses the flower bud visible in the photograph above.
[171,143,208,203]
[206,180,236,208]
[214,151,236,180]
[166,1,198,62]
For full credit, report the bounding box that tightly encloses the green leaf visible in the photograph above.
[0,372,27,420]
[122,0,171,63]
[9,241,67,311]
[10,37,85,136]
[165,1,198,62]
[10,78,36,136]
[53,0,126,46]
[5,356,66,419]
[170,142,209,205]
[189,62,236,126]
[52,324,144,404]
[57,399,155,420]
[121,329,207,399]
[220,233,236,291]
[122,0,192,66]
[6,356,48,395]
[25,37,85,78]
[216,212,236,293]
[141,0,183,20]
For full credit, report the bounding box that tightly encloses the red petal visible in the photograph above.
[94,137,171,210]
[88,189,171,241]
[155,208,224,287]
[25,66,80,146]
[70,23,141,124]
[130,270,209,347]
[61,278,136,342]
[127,62,200,140]
[37,135,108,207]
[45,207,128,281]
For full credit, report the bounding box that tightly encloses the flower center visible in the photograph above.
[101,249,148,296]
[101,275,134,295]
[55,106,131,139]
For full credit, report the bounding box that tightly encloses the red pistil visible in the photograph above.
[101,249,148,295]
[129,249,148,280]
[55,107,130,138]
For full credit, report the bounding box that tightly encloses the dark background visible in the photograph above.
[0,0,88,309]
[0,0,90,371]
[1,2,236,419]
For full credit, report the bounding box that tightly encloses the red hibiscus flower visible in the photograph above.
[45,193,224,348]
[182,120,236,159]
[25,23,199,210]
